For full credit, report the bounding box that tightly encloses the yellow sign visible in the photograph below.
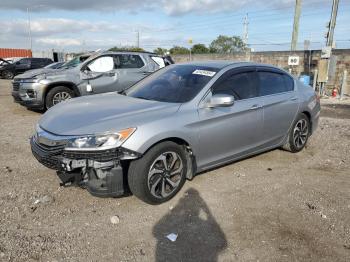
[188,38,193,44]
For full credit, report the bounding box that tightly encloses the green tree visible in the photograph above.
[209,35,246,54]
[191,44,209,54]
[153,47,168,55]
[108,46,145,52]
[169,46,190,55]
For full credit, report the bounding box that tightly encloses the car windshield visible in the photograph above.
[60,57,82,69]
[125,64,219,103]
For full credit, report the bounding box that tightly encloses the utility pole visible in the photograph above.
[137,30,140,48]
[326,0,339,47]
[243,13,249,46]
[27,7,32,51]
[291,0,302,51]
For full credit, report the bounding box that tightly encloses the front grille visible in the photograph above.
[63,148,120,162]
[30,137,65,170]
[12,81,20,91]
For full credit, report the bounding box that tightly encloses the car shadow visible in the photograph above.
[153,188,227,262]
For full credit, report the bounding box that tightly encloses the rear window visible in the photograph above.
[151,56,166,68]
[114,54,145,69]
[258,71,293,96]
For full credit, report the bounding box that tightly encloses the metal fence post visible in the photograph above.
[340,70,347,100]
[313,69,318,91]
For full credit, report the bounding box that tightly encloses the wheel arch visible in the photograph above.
[43,81,81,100]
[301,110,312,131]
[137,136,197,180]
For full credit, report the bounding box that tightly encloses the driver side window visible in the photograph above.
[87,56,114,73]
[212,71,258,100]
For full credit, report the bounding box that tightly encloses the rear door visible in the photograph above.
[197,67,264,168]
[257,67,299,146]
[114,54,148,91]
[30,58,42,69]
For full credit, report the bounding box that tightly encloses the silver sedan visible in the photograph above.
[31,61,320,204]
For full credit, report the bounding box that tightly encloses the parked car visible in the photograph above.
[13,51,173,110]
[12,54,92,105]
[0,57,53,79]
[30,61,320,204]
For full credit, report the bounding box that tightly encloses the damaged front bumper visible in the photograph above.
[30,136,139,197]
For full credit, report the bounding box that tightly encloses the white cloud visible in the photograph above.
[36,37,82,46]
[0,0,302,16]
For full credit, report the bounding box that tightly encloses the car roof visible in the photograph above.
[97,51,160,56]
[177,60,288,72]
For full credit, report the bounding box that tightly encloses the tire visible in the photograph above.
[2,70,14,79]
[283,113,310,153]
[128,141,187,204]
[45,86,74,109]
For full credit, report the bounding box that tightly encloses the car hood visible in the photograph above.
[39,93,181,136]
[15,67,78,80]
[15,68,56,79]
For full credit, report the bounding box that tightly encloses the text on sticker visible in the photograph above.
[192,70,216,77]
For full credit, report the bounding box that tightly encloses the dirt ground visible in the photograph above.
[0,79,349,262]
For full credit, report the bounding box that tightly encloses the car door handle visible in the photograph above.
[250,104,261,110]
[105,72,115,77]
[290,96,298,101]
[142,71,152,75]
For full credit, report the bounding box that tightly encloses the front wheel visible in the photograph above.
[128,141,187,204]
[45,86,74,109]
[2,70,14,79]
[283,113,310,153]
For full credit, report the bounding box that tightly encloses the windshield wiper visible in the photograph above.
[134,96,151,101]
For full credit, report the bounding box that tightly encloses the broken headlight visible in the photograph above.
[65,128,136,151]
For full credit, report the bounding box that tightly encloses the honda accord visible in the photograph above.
[30,62,320,204]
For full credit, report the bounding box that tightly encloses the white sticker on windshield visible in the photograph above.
[192,69,216,77]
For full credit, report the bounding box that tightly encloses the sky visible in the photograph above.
[0,0,349,53]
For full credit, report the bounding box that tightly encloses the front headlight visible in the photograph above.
[20,78,40,84]
[65,128,136,151]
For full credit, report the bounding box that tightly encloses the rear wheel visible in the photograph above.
[128,141,187,204]
[2,70,14,79]
[283,113,310,153]
[45,86,74,109]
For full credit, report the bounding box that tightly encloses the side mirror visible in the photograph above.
[207,94,235,108]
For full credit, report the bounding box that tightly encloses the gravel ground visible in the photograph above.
[0,79,349,262]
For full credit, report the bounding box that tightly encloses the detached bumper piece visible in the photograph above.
[30,136,128,198]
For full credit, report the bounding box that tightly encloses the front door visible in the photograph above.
[197,68,264,170]
[15,58,31,74]
[81,55,118,95]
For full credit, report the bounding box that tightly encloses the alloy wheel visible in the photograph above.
[147,151,184,199]
[52,91,71,105]
[293,119,309,149]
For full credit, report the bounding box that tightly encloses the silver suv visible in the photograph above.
[30,62,320,204]
[13,51,172,110]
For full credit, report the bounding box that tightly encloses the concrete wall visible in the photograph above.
[173,49,350,95]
